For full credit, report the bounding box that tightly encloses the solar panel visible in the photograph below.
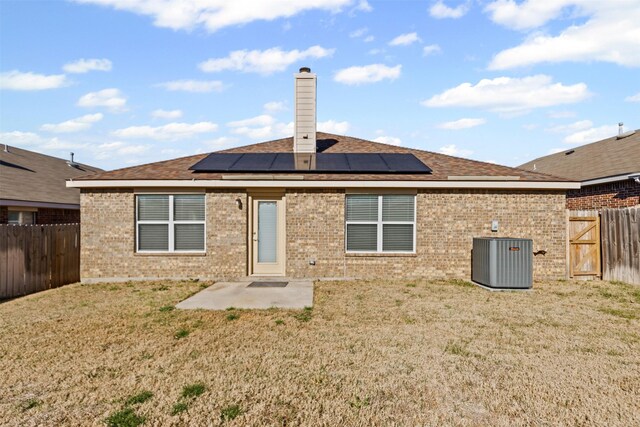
[189,153,431,174]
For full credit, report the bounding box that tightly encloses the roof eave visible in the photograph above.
[67,179,580,190]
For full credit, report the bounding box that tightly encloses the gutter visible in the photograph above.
[67,179,580,190]
[581,172,640,187]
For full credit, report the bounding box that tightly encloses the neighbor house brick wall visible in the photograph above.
[36,208,80,224]
[567,180,640,210]
[286,189,567,281]
[80,189,247,281]
[81,188,567,282]
[0,207,7,224]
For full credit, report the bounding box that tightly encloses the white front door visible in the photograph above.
[251,196,285,275]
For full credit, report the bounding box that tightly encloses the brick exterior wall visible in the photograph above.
[286,189,566,281]
[80,188,567,282]
[0,206,7,224]
[80,189,247,280]
[567,180,640,210]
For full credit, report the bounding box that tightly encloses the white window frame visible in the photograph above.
[345,194,416,254]
[135,194,206,253]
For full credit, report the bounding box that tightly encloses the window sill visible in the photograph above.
[345,252,417,258]
[134,252,207,257]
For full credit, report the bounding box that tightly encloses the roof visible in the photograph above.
[74,132,568,184]
[519,130,640,182]
[0,146,102,206]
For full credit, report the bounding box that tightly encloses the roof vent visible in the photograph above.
[617,122,636,140]
[67,152,80,168]
[565,149,575,155]
[3,144,8,153]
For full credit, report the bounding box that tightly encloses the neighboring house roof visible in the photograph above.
[73,132,568,184]
[519,130,640,182]
[0,145,102,207]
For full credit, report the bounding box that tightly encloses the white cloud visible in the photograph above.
[72,0,356,32]
[228,115,275,128]
[564,124,617,145]
[546,119,593,134]
[439,144,473,157]
[429,1,470,19]
[95,141,149,159]
[151,109,183,120]
[349,27,368,38]
[318,120,350,134]
[41,113,103,133]
[202,136,239,150]
[423,44,442,56]
[486,1,640,69]
[0,70,67,90]
[353,0,372,13]
[437,118,486,130]
[263,101,287,112]
[156,80,225,93]
[626,92,640,102]
[547,110,577,119]
[334,64,401,85]
[227,114,291,139]
[422,75,589,113]
[373,136,402,146]
[388,32,421,46]
[113,122,218,140]
[63,58,112,73]
[199,46,334,74]
[363,35,375,42]
[77,88,127,112]
[0,131,87,151]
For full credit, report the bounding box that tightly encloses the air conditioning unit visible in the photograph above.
[472,237,533,289]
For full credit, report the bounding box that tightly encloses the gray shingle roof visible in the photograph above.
[519,130,640,181]
[0,146,102,205]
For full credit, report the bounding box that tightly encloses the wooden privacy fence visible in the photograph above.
[601,207,640,285]
[0,224,80,300]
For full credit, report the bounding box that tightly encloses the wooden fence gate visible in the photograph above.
[0,224,80,300]
[568,214,601,278]
[601,207,640,285]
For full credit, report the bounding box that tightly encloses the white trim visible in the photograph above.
[68,179,580,190]
[135,194,206,254]
[581,172,640,187]
[345,194,416,254]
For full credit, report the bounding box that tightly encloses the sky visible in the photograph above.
[1,0,639,171]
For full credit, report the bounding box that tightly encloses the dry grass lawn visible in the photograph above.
[1,279,639,426]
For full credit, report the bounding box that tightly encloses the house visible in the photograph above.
[519,125,640,210]
[1,146,102,224]
[68,68,578,283]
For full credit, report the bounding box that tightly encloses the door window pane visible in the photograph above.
[258,201,277,263]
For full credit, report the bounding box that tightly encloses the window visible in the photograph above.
[345,194,415,253]
[8,210,36,225]
[136,194,205,252]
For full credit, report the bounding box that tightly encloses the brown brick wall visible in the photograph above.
[567,180,640,210]
[80,188,567,282]
[286,189,567,281]
[36,208,80,224]
[0,207,7,224]
[80,189,247,280]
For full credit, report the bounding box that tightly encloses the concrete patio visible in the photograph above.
[176,280,314,310]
